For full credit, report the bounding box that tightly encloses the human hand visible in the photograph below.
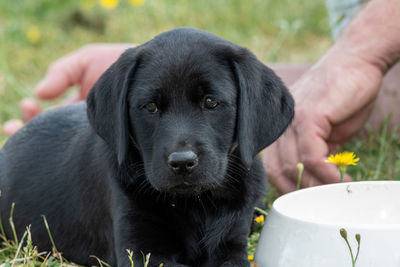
[2,43,133,136]
[263,49,383,193]
[263,0,400,194]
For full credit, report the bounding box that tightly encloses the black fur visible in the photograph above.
[0,28,294,267]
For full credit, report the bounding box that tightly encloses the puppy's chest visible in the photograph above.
[131,193,240,265]
[168,203,232,263]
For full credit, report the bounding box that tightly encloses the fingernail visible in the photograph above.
[20,98,36,106]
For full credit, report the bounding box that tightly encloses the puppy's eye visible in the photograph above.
[203,96,219,109]
[144,103,158,113]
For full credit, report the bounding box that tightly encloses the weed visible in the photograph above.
[340,228,361,267]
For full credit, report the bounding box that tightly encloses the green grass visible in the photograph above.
[0,0,331,145]
[344,117,400,181]
[1,0,399,265]
[0,202,80,267]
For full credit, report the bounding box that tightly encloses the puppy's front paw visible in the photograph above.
[220,259,250,267]
[157,264,191,267]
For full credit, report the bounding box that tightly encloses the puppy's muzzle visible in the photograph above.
[167,151,199,175]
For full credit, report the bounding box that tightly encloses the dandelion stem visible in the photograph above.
[354,244,360,264]
[354,234,361,263]
[339,166,347,183]
[340,228,356,267]
[344,236,355,267]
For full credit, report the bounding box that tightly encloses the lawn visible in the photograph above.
[1,0,399,266]
[0,0,330,146]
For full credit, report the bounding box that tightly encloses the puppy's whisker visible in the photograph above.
[225,167,242,180]
[134,181,149,195]
[227,161,247,174]
[226,163,245,174]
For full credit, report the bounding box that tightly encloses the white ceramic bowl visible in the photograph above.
[255,181,400,267]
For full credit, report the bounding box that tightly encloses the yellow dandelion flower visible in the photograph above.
[325,151,359,182]
[99,0,119,9]
[254,215,264,224]
[129,0,145,6]
[325,151,359,166]
[248,254,254,261]
[26,26,41,44]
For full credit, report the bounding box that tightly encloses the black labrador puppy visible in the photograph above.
[0,28,294,266]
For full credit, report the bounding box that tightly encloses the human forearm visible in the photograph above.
[329,0,400,74]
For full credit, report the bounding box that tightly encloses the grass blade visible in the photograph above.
[41,215,58,253]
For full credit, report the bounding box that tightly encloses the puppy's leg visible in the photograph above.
[111,197,190,267]
[114,227,191,267]
[212,211,253,267]
[220,257,249,267]
[115,248,191,267]
[218,240,250,267]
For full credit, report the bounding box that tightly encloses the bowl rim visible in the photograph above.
[271,180,400,229]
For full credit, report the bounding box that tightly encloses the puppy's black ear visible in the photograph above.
[87,48,140,165]
[233,48,294,168]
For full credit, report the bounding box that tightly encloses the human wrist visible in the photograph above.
[293,46,383,124]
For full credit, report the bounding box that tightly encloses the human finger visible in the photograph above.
[2,120,24,137]
[20,98,42,122]
[60,92,82,106]
[277,125,302,185]
[263,143,296,194]
[35,51,84,100]
[297,120,351,184]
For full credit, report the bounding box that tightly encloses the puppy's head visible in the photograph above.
[87,28,294,195]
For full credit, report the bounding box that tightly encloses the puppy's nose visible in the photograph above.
[167,151,198,174]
